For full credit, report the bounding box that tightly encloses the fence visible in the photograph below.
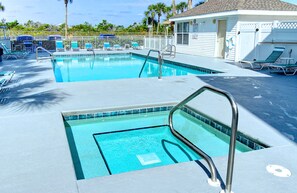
[144,36,174,50]
[6,35,146,51]
[237,21,297,61]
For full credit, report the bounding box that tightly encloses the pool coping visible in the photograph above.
[0,50,295,193]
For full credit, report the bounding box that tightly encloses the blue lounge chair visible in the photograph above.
[268,61,297,76]
[240,47,285,69]
[113,44,123,50]
[85,43,93,51]
[131,41,141,50]
[71,41,80,51]
[56,40,64,52]
[0,71,15,85]
[104,42,112,50]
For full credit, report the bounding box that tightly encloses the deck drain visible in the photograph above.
[266,164,291,177]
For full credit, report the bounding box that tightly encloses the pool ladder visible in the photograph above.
[138,49,163,79]
[168,85,238,193]
[161,44,176,58]
[36,46,53,62]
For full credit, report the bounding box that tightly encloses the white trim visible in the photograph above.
[170,10,297,22]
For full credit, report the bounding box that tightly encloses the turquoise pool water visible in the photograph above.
[53,54,209,82]
[65,110,251,180]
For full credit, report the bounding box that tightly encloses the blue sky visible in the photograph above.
[1,0,297,27]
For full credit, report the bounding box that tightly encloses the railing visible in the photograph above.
[36,46,53,61]
[162,44,176,58]
[138,49,163,79]
[168,85,239,193]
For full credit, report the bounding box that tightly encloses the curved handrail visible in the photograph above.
[36,46,52,61]
[168,85,238,193]
[138,49,163,79]
[161,44,176,58]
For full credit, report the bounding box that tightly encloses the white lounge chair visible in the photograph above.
[268,62,297,76]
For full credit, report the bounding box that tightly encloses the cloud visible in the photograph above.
[106,13,119,17]
[34,12,44,15]
[120,11,132,14]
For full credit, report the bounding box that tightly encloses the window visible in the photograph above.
[177,22,189,45]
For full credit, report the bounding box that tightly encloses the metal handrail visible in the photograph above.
[138,49,163,79]
[36,46,53,61]
[168,85,238,193]
[161,44,176,58]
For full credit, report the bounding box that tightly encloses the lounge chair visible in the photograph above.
[268,62,297,76]
[0,43,24,59]
[0,71,15,85]
[71,41,80,51]
[131,41,142,50]
[0,78,6,92]
[240,47,285,70]
[56,40,65,52]
[85,43,93,51]
[113,44,123,51]
[103,42,112,51]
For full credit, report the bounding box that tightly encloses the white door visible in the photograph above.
[216,20,227,58]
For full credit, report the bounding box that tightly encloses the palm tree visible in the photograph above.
[154,3,167,34]
[165,6,173,20]
[60,0,73,39]
[172,0,176,15]
[145,4,157,32]
[0,2,5,11]
[176,2,188,14]
[188,0,192,10]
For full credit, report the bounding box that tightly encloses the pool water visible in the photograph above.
[53,54,209,82]
[94,125,200,175]
[65,110,251,180]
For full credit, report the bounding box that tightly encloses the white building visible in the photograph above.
[169,0,297,62]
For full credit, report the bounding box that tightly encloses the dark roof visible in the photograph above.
[171,0,297,19]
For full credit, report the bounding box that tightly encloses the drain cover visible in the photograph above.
[266,164,291,177]
[136,153,161,166]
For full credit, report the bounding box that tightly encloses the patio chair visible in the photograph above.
[268,61,297,76]
[85,43,93,51]
[131,42,142,50]
[113,44,123,51]
[240,47,285,70]
[56,40,65,52]
[103,42,112,51]
[0,71,15,85]
[71,41,80,51]
[0,43,23,59]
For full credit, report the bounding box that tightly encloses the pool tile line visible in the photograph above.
[63,105,173,121]
[53,53,131,58]
[63,105,266,151]
[181,106,268,150]
[132,53,221,74]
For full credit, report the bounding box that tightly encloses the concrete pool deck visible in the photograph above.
[0,50,296,193]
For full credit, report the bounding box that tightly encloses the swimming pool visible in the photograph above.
[52,53,216,82]
[64,107,260,180]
